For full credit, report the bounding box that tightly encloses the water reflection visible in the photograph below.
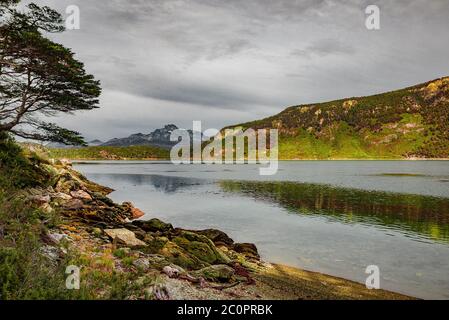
[88,173,205,193]
[220,180,449,243]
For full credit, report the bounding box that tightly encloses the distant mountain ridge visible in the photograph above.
[46,124,186,149]
[223,77,449,159]
[101,124,198,149]
[46,139,104,149]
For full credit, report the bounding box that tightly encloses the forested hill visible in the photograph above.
[224,77,449,159]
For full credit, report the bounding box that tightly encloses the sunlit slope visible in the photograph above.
[224,77,449,159]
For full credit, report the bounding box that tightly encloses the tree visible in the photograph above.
[0,0,101,145]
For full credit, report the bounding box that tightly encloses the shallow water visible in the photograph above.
[75,161,449,299]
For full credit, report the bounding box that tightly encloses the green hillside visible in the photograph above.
[47,145,169,160]
[224,77,449,159]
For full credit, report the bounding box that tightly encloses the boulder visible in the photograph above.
[133,258,150,271]
[131,207,145,219]
[30,194,51,205]
[192,265,235,282]
[172,231,231,265]
[233,243,259,259]
[157,240,205,270]
[162,265,185,278]
[104,228,147,248]
[63,198,85,210]
[40,245,60,261]
[133,218,173,233]
[70,190,92,201]
[122,202,146,219]
[51,192,73,201]
[147,254,172,269]
[47,233,69,244]
[196,229,234,246]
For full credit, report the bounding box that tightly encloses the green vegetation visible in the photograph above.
[0,135,152,299]
[47,145,170,160]
[225,77,449,159]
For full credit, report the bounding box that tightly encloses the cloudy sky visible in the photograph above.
[23,0,449,141]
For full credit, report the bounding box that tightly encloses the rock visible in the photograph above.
[60,158,72,166]
[70,190,92,201]
[91,228,103,237]
[40,245,60,261]
[172,231,231,265]
[40,203,54,213]
[196,229,234,246]
[133,218,173,233]
[104,228,147,248]
[148,284,170,300]
[51,192,72,201]
[162,265,184,278]
[133,258,150,271]
[147,254,171,269]
[30,194,51,205]
[158,240,205,270]
[233,243,259,259]
[55,177,81,193]
[92,192,115,206]
[131,207,145,219]
[122,202,145,220]
[193,265,235,282]
[63,198,84,210]
[48,233,69,244]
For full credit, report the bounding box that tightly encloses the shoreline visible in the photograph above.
[29,159,416,300]
[66,157,449,162]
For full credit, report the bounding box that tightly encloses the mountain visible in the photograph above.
[46,139,104,149]
[223,77,449,159]
[87,139,104,146]
[101,124,193,149]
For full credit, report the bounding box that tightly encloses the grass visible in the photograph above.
[47,145,170,160]
[0,135,154,299]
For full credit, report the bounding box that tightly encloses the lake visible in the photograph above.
[74,160,449,299]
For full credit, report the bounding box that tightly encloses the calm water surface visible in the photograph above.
[74,161,449,299]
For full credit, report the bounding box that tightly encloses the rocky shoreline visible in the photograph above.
[23,158,414,300]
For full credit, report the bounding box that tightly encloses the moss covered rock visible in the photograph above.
[133,218,173,233]
[192,265,235,282]
[172,231,230,265]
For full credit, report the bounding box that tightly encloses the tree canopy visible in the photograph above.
[0,0,101,145]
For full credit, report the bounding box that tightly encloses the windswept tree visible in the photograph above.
[0,0,100,145]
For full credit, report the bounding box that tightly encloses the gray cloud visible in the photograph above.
[291,39,356,58]
[21,0,449,140]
